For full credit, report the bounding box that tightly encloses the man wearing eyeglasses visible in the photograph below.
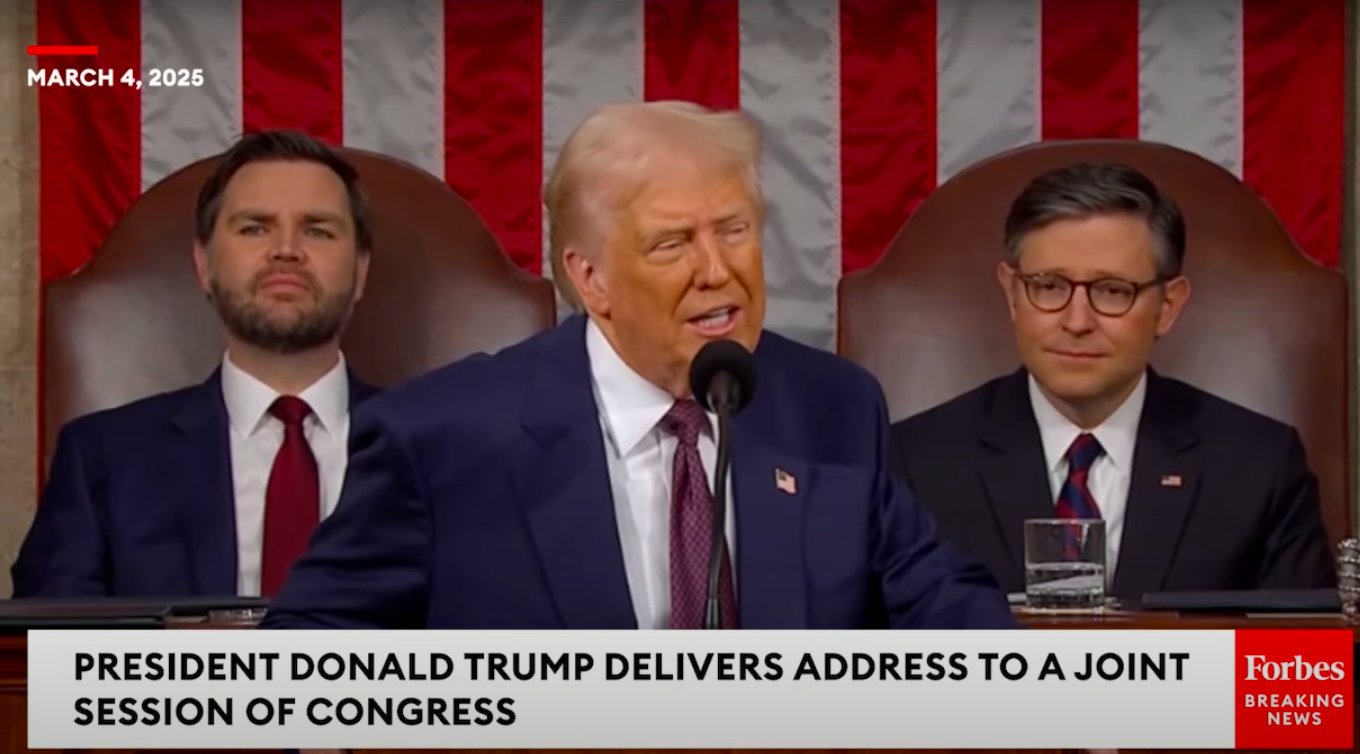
[889,162,1333,598]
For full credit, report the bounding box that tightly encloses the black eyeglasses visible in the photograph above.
[1013,270,1164,317]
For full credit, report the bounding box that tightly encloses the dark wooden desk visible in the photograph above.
[1,613,1355,753]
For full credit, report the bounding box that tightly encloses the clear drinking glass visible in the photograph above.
[207,607,268,625]
[1024,518,1106,611]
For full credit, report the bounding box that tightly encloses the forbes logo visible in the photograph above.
[1243,655,1347,682]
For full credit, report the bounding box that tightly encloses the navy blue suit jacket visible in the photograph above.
[261,316,1015,629]
[891,368,1334,597]
[11,370,378,598]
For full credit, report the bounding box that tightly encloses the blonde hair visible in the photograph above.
[543,100,763,307]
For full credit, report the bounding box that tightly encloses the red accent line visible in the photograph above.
[28,44,98,55]
[444,0,543,275]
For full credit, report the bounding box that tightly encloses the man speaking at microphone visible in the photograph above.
[260,101,1014,631]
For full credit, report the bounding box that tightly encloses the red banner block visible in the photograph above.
[1235,629,1352,749]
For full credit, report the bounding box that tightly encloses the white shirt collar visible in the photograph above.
[220,351,350,438]
[1028,371,1145,474]
[585,319,713,456]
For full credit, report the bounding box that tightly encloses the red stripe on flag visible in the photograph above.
[1040,0,1138,140]
[242,0,343,142]
[644,0,739,109]
[1242,0,1345,268]
[839,0,936,275]
[444,0,543,274]
[36,0,140,282]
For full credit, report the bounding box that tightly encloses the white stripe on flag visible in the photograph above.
[1138,0,1243,176]
[739,0,841,351]
[342,0,445,178]
[140,0,241,189]
[541,0,642,311]
[936,0,1040,184]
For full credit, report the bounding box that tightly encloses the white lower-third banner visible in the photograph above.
[23,628,1352,749]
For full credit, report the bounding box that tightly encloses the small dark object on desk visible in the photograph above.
[0,603,169,631]
[0,596,268,632]
[1138,589,1341,614]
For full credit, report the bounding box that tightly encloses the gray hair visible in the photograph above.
[542,100,764,308]
[1004,162,1186,278]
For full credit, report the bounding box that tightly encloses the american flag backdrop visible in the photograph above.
[36,0,1345,350]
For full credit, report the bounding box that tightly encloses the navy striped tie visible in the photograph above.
[1056,433,1104,520]
[1055,433,1103,558]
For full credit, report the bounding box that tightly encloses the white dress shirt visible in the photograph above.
[220,352,351,596]
[1028,373,1146,581]
[586,320,737,630]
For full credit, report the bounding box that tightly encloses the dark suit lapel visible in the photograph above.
[346,370,379,407]
[168,371,238,595]
[517,316,637,629]
[979,370,1060,578]
[1111,372,1200,598]
[730,419,808,629]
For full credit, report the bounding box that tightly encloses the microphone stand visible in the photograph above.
[706,376,735,630]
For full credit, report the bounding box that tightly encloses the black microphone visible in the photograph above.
[688,339,757,630]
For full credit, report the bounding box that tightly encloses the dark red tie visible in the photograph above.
[662,399,738,629]
[260,396,319,597]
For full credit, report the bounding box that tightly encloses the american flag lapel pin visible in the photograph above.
[774,468,797,495]
[1161,474,1183,488]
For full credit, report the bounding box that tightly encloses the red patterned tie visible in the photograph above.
[662,399,739,629]
[260,396,319,597]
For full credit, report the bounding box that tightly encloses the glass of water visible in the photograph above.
[1024,518,1106,611]
[208,607,268,625]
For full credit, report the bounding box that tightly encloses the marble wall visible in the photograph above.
[0,0,38,598]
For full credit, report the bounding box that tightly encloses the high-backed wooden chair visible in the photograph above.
[839,140,1352,543]
[43,148,556,468]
